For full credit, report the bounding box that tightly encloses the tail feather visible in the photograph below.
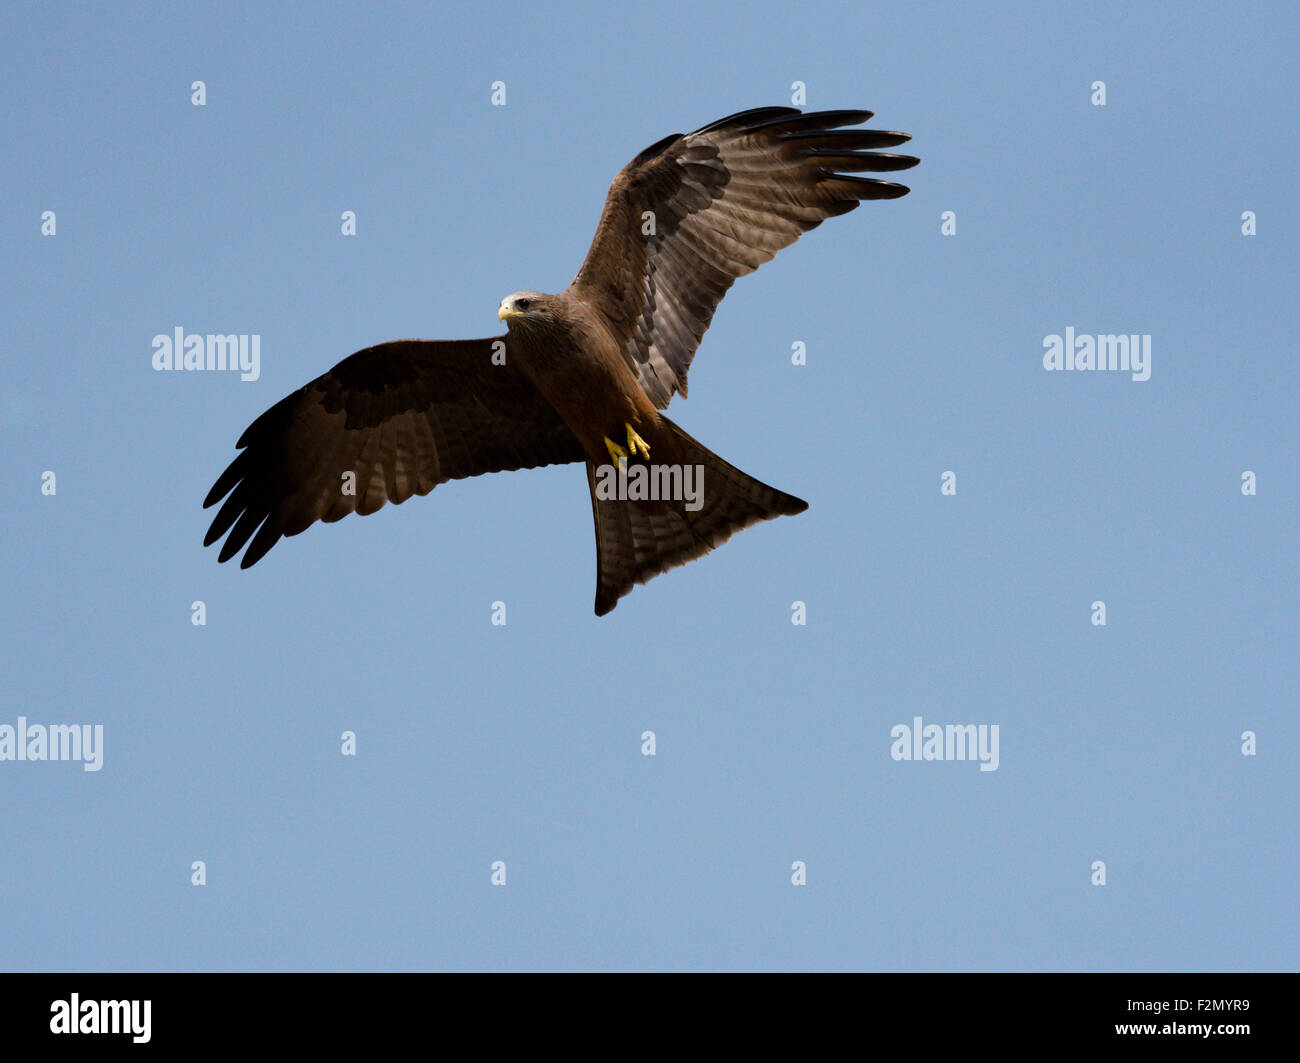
[588,416,807,615]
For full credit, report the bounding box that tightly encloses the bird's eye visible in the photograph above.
[517,299,531,311]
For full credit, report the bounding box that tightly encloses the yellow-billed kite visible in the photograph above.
[203,107,918,614]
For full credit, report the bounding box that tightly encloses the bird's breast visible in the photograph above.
[511,331,656,457]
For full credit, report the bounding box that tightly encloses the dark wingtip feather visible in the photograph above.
[203,450,250,508]
[240,520,281,568]
[204,502,237,547]
[216,507,266,564]
[690,106,802,137]
[744,108,876,135]
[810,151,921,173]
[785,129,911,149]
[829,175,913,199]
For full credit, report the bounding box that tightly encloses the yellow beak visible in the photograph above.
[498,305,518,321]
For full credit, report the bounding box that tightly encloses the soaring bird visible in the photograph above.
[203,107,918,614]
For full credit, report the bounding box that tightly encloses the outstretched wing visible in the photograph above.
[569,107,918,408]
[203,338,584,567]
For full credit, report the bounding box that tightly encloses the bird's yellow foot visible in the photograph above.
[605,424,649,466]
[604,436,629,467]
[625,424,651,460]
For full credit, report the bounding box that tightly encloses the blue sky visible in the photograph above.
[2,0,1295,971]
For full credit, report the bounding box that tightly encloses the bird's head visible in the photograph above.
[497,290,554,328]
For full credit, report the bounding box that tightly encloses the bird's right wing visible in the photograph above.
[203,337,585,567]
[569,107,918,408]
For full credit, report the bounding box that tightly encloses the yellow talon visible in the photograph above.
[625,424,651,460]
[604,436,628,466]
[606,423,648,466]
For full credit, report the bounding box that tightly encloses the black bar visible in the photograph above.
[0,972,1290,1050]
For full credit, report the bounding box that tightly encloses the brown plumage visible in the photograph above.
[203,107,918,614]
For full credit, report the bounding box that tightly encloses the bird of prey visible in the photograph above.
[203,107,918,614]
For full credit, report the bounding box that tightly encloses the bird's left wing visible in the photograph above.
[569,107,918,407]
[203,337,584,567]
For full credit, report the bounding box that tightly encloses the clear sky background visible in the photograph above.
[2,1,1295,971]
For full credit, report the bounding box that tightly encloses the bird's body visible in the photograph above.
[501,291,660,463]
[203,107,918,614]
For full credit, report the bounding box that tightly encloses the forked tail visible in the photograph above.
[587,416,807,615]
